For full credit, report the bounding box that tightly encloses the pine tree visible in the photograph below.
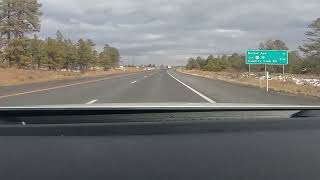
[29,35,46,69]
[5,37,31,68]
[299,18,320,58]
[0,0,42,67]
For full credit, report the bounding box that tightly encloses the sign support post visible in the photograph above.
[283,65,285,80]
[265,64,267,77]
[249,64,251,77]
[266,71,269,92]
[246,50,288,92]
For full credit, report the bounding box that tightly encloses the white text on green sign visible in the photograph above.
[246,50,288,65]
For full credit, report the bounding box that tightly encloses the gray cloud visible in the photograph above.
[39,0,320,65]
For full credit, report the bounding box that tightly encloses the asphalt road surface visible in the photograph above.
[0,70,319,106]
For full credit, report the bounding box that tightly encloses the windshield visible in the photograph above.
[0,0,319,106]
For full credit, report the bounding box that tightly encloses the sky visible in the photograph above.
[39,0,320,65]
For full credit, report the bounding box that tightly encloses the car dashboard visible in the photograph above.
[0,105,320,180]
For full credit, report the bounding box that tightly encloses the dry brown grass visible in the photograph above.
[178,69,320,97]
[0,67,143,86]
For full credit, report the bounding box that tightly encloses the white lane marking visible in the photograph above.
[167,72,216,103]
[0,73,141,99]
[86,99,98,104]
[130,80,137,84]
[144,76,148,78]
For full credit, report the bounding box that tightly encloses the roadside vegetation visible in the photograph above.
[178,69,320,97]
[0,0,121,76]
[0,67,142,86]
[185,18,320,75]
[182,17,320,97]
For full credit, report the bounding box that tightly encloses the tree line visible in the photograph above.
[186,18,320,75]
[0,0,120,72]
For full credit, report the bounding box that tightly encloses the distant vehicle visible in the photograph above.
[167,66,172,69]
[144,67,156,71]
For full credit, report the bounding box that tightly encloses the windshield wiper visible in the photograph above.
[0,103,318,125]
[291,110,320,118]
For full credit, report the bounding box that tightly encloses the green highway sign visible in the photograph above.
[246,50,288,65]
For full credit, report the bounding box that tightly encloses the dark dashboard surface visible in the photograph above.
[1,109,320,180]
[1,129,320,180]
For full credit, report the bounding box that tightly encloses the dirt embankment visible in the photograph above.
[0,67,143,86]
[177,69,320,98]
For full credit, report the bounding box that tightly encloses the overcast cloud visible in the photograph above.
[39,0,320,65]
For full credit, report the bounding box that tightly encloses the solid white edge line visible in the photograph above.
[86,99,98,104]
[167,72,216,103]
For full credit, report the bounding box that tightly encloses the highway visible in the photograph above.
[0,70,319,106]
